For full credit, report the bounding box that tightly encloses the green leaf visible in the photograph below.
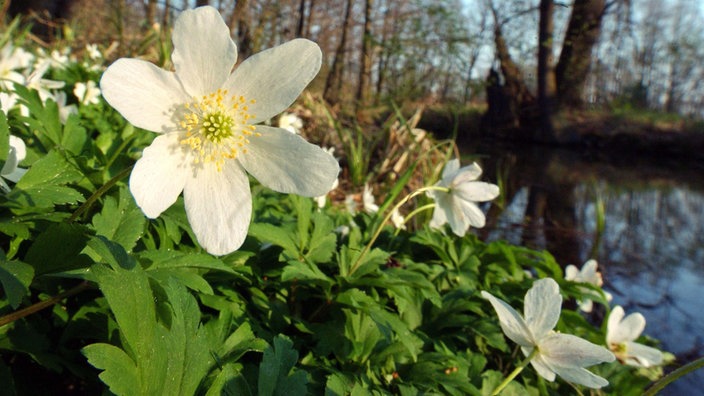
[0,111,9,170]
[92,185,146,251]
[258,335,308,396]
[8,149,84,208]
[0,252,34,309]
[281,259,333,286]
[0,358,17,396]
[61,113,88,155]
[24,223,91,275]
[82,343,140,396]
[249,222,299,256]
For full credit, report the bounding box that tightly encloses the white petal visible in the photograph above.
[447,197,471,236]
[480,291,534,347]
[225,39,322,123]
[528,352,557,381]
[238,125,339,197]
[8,135,26,162]
[524,278,562,339]
[183,160,251,255]
[549,364,610,389]
[607,306,645,344]
[171,6,236,96]
[450,162,483,186]
[540,333,615,368]
[441,158,460,179]
[564,264,578,280]
[623,341,663,367]
[428,194,449,229]
[129,134,188,218]
[456,199,487,229]
[3,167,26,183]
[101,58,189,133]
[454,181,500,202]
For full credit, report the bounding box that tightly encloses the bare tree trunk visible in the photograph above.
[296,0,306,37]
[555,0,606,108]
[196,0,209,6]
[323,0,353,105]
[228,0,253,59]
[145,0,157,26]
[537,0,556,140]
[356,0,374,111]
[304,0,316,37]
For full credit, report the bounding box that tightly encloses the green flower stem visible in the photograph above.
[491,347,539,396]
[67,165,133,223]
[643,356,704,396]
[348,185,449,276]
[0,281,91,327]
[392,203,436,236]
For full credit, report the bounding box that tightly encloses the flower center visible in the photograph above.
[178,88,259,171]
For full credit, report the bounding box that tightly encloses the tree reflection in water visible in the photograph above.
[470,141,704,394]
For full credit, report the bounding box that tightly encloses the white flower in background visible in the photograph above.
[74,81,101,105]
[345,194,357,214]
[0,92,17,113]
[363,183,379,213]
[390,208,406,229]
[1,135,28,193]
[100,6,339,255]
[53,91,78,123]
[428,159,499,236]
[565,259,612,312]
[278,112,303,134]
[85,44,102,60]
[25,62,65,102]
[481,278,615,389]
[0,44,29,89]
[607,306,664,368]
[314,178,338,208]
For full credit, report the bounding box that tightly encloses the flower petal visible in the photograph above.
[1,136,23,176]
[450,162,483,186]
[524,278,562,339]
[129,134,188,218]
[441,158,460,180]
[549,364,610,389]
[528,351,557,381]
[101,58,189,133]
[540,333,615,368]
[480,291,534,347]
[183,160,251,255]
[623,341,663,367]
[607,306,645,344]
[171,6,236,96]
[225,39,322,123]
[238,125,339,197]
[454,181,500,202]
[429,194,449,229]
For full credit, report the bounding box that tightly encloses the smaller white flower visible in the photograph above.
[85,44,102,60]
[345,194,357,214]
[74,81,102,105]
[363,183,379,213]
[0,92,18,113]
[481,278,615,389]
[278,112,303,134]
[25,62,65,103]
[428,159,499,236]
[1,135,28,192]
[390,208,406,229]
[565,259,612,312]
[53,91,78,123]
[607,306,664,368]
[314,178,338,208]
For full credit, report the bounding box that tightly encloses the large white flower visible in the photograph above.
[1,135,28,193]
[100,6,339,255]
[481,278,615,389]
[565,259,612,312]
[606,306,663,368]
[428,159,499,236]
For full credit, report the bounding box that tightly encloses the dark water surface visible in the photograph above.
[465,139,704,394]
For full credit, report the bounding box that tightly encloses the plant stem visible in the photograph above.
[67,165,133,223]
[0,281,91,327]
[393,203,435,236]
[492,348,539,395]
[643,356,704,396]
[347,185,449,276]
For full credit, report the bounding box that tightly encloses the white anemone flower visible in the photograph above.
[390,208,406,230]
[53,91,78,123]
[565,259,612,312]
[100,6,339,255]
[481,278,615,389]
[363,183,379,213]
[607,306,664,368]
[278,112,303,134]
[428,159,499,236]
[1,135,28,193]
[74,81,101,105]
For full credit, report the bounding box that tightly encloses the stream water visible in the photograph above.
[464,139,704,394]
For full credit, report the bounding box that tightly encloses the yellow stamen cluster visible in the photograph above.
[179,88,260,171]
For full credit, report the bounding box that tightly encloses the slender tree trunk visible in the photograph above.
[296,0,306,37]
[196,0,209,6]
[537,0,556,140]
[304,0,316,37]
[145,0,157,26]
[555,0,606,108]
[324,0,353,105]
[356,0,374,111]
[228,0,253,59]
